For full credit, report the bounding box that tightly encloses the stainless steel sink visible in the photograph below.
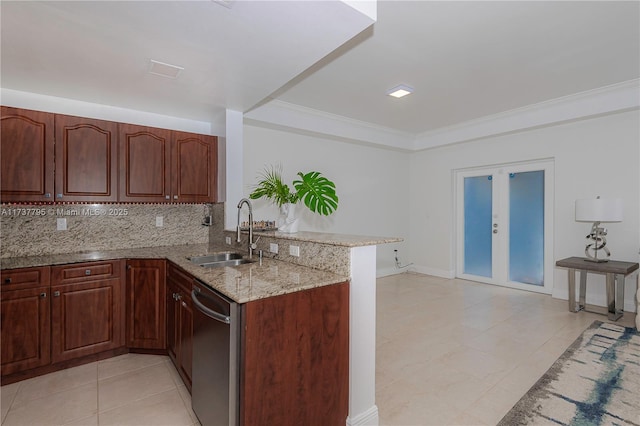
[188,252,254,268]
[188,252,243,264]
[198,258,255,268]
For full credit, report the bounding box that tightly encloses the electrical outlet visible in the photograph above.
[156,216,163,227]
[289,245,300,257]
[270,243,279,254]
[225,236,232,245]
[56,218,67,231]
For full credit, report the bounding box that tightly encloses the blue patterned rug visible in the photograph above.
[498,321,640,426]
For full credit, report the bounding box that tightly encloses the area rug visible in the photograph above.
[498,321,640,426]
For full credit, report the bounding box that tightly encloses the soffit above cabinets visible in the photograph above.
[0,1,375,124]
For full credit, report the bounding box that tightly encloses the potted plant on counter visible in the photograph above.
[249,164,339,233]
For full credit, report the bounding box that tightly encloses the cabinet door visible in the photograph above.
[119,124,172,202]
[54,114,118,202]
[178,291,193,390]
[126,259,166,349]
[0,107,54,202]
[1,286,51,375]
[51,278,124,363]
[172,131,217,203]
[166,278,179,364]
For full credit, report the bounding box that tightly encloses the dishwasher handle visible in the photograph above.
[191,289,231,324]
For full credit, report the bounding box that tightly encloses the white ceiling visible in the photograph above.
[2,1,639,147]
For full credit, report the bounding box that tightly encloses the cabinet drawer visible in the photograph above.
[52,260,122,284]
[167,262,193,293]
[1,266,50,290]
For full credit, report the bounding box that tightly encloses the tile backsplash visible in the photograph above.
[0,203,224,258]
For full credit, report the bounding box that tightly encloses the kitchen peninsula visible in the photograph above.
[1,231,401,426]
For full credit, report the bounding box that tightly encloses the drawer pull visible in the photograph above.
[4,278,11,284]
[85,270,91,276]
[40,292,47,298]
[53,291,60,297]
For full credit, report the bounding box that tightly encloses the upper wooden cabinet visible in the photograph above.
[0,107,55,202]
[120,125,217,203]
[173,131,217,203]
[119,124,172,203]
[1,107,219,203]
[55,114,119,202]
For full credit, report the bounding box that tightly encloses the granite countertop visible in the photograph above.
[242,230,403,247]
[0,243,349,304]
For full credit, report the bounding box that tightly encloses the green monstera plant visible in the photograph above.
[249,164,338,216]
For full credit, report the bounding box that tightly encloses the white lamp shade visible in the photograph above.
[575,198,623,222]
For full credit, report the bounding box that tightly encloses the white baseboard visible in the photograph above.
[376,267,400,278]
[346,405,379,426]
[408,264,455,279]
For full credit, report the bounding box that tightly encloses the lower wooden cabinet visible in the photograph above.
[240,281,350,426]
[125,259,167,350]
[0,267,51,376]
[50,261,125,363]
[166,262,193,390]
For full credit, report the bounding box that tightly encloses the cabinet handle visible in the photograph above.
[127,264,131,270]
[181,301,187,308]
[53,291,60,297]
[40,292,47,298]
[173,195,178,200]
[4,278,11,284]
[165,195,170,200]
[56,193,63,199]
[176,294,182,301]
[44,193,51,198]
[85,269,91,276]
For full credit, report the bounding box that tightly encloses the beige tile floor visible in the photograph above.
[376,272,636,426]
[1,354,199,426]
[1,272,635,426]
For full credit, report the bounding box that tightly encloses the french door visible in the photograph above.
[455,160,554,293]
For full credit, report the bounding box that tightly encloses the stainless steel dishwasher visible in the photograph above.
[191,280,240,426]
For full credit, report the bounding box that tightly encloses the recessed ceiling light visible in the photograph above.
[387,84,414,98]
[148,60,184,79]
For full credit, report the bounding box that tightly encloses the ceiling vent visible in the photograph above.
[148,60,184,79]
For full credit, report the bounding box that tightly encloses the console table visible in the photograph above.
[556,257,639,322]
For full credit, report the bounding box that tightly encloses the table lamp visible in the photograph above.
[575,196,623,262]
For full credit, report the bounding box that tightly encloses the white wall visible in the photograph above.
[408,110,640,310]
[242,125,411,275]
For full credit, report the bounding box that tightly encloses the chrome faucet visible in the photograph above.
[236,198,259,258]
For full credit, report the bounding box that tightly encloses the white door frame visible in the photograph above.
[454,159,554,294]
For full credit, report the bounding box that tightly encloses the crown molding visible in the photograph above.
[244,99,415,151]
[413,79,640,151]
[246,80,639,152]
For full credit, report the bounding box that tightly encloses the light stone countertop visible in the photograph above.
[0,243,349,304]
[246,230,403,247]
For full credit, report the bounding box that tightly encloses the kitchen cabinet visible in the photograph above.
[172,131,218,203]
[0,267,51,376]
[0,107,55,202]
[1,106,219,203]
[118,124,172,203]
[239,281,349,426]
[125,259,167,350]
[54,114,118,202]
[166,262,193,390]
[119,124,217,203]
[51,261,125,363]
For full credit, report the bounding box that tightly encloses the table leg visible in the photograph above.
[579,270,587,311]
[636,273,640,330]
[606,273,623,321]
[568,268,577,313]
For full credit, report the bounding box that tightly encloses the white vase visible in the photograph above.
[278,203,299,233]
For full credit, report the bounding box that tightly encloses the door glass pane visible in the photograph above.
[509,171,544,285]
[464,176,492,278]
